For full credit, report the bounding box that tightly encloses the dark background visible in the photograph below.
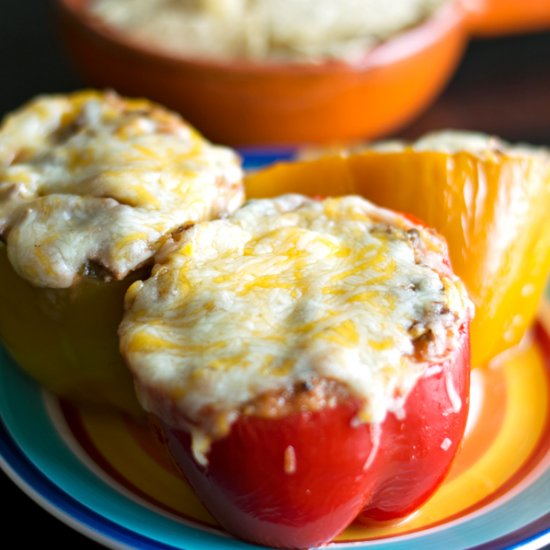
[1,0,549,548]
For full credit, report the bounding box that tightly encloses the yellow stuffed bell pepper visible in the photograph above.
[245,131,550,367]
[0,245,145,415]
[0,90,243,413]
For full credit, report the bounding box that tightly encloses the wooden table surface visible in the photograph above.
[1,1,549,548]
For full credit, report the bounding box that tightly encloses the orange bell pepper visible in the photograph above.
[244,139,550,367]
[0,243,144,416]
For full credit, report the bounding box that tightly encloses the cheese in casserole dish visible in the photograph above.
[91,0,448,63]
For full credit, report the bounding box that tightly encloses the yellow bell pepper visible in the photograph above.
[0,243,144,416]
[244,136,550,367]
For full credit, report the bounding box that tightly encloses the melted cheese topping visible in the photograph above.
[120,195,471,444]
[368,130,548,158]
[90,0,447,63]
[0,90,243,288]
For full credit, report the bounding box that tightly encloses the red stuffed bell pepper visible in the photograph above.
[120,195,472,549]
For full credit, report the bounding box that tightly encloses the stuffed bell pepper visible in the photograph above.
[245,131,550,366]
[120,195,472,548]
[0,90,243,414]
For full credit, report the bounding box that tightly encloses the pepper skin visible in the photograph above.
[244,149,550,367]
[0,243,144,415]
[158,323,469,549]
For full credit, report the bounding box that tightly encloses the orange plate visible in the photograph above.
[43,319,550,545]
[54,0,467,146]
[1,305,549,548]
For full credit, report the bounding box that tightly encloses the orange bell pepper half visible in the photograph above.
[244,136,550,367]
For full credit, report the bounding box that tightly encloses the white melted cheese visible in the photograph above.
[368,130,548,158]
[0,91,244,288]
[90,0,448,63]
[120,195,471,443]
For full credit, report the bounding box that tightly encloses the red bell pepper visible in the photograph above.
[157,322,470,548]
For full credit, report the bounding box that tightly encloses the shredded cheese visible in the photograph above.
[0,90,244,288]
[120,195,471,450]
[367,130,550,158]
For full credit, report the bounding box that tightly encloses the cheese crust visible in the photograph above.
[0,90,244,288]
[120,195,471,447]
